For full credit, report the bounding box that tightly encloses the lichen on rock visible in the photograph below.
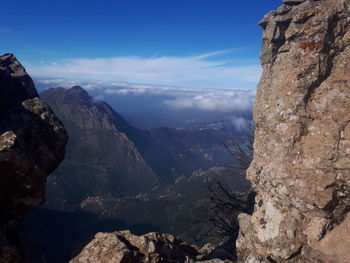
[236,0,350,262]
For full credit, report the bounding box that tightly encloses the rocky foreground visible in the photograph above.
[0,54,67,262]
[236,0,350,262]
[69,231,232,263]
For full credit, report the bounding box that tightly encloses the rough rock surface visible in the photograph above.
[69,231,233,263]
[0,53,67,262]
[236,0,350,262]
[0,53,67,220]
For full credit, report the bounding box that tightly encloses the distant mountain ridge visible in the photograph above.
[41,86,230,209]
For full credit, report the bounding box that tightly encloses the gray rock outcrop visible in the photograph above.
[69,230,233,263]
[69,231,199,263]
[0,53,67,262]
[236,0,350,262]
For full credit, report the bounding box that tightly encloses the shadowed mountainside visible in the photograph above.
[40,86,159,209]
[40,86,231,209]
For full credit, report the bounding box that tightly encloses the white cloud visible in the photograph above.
[28,49,261,89]
[163,90,255,112]
[35,78,255,113]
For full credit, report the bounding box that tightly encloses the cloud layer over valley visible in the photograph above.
[36,78,255,113]
[36,78,255,130]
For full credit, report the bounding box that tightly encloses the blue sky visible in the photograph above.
[1,0,281,90]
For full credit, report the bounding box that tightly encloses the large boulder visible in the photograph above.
[236,0,350,262]
[0,53,67,261]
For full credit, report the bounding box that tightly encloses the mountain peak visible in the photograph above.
[66,86,91,102]
[70,85,85,92]
[1,53,15,60]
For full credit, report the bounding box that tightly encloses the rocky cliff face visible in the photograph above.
[236,0,350,262]
[0,53,67,262]
[40,86,159,209]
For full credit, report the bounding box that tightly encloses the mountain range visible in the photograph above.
[40,86,232,209]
